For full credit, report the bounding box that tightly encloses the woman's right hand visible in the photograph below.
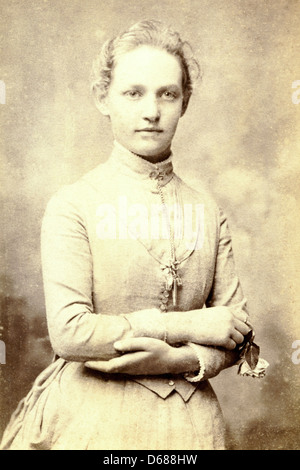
[166,307,252,350]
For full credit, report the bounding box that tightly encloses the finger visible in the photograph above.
[234,318,252,336]
[86,351,149,374]
[234,310,250,323]
[85,355,139,372]
[230,329,245,345]
[114,337,159,353]
[85,360,113,373]
[224,338,237,350]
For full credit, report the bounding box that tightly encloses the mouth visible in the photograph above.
[136,128,163,133]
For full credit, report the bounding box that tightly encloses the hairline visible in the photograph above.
[91,20,200,114]
[110,44,185,92]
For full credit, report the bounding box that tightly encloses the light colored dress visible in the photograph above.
[0,141,248,450]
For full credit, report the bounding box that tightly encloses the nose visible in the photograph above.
[142,95,160,122]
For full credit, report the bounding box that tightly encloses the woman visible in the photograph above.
[1,20,259,450]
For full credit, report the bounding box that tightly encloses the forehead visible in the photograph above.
[111,45,183,89]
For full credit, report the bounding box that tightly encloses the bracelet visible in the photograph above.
[184,342,206,383]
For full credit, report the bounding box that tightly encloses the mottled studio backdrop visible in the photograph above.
[1,0,300,450]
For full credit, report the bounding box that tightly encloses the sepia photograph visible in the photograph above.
[0,0,300,451]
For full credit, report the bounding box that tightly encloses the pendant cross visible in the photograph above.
[165,260,182,307]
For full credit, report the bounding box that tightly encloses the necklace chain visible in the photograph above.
[155,168,182,307]
[156,175,175,262]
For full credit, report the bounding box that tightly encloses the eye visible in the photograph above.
[124,90,142,100]
[162,91,177,101]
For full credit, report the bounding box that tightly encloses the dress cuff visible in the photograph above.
[122,308,167,342]
[184,342,206,383]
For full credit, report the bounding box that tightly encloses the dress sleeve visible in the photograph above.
[41,189,164,362]
[185,208,249,380]
[205,208,248,313]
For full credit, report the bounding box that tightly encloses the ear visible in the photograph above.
[95,96,110,117]
[180,97,189,117]
[92,85,110,117]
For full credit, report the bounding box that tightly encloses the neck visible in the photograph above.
[137,150,172,164]
[113,140,173,165]
[131,144,172,164]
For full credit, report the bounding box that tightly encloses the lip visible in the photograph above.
[136,128,163,133]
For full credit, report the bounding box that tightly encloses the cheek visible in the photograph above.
[110,111,131,134]
[165,109,182,132]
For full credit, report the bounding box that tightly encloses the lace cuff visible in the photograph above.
[184,342,206,383]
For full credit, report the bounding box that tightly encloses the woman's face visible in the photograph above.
[101,45,184,161]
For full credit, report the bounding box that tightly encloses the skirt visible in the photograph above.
[0,358,225,450]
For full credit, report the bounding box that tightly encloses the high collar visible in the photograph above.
[109,140,174,188]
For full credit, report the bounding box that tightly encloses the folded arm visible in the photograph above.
[42,192,249,381]
[113,208,250,379]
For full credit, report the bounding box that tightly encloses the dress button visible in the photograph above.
[159,303,167,312]
[168,380,175,386]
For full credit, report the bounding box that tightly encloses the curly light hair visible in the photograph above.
[91,20,200,114]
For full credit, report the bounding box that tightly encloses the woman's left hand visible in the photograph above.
[85,337,178,375]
